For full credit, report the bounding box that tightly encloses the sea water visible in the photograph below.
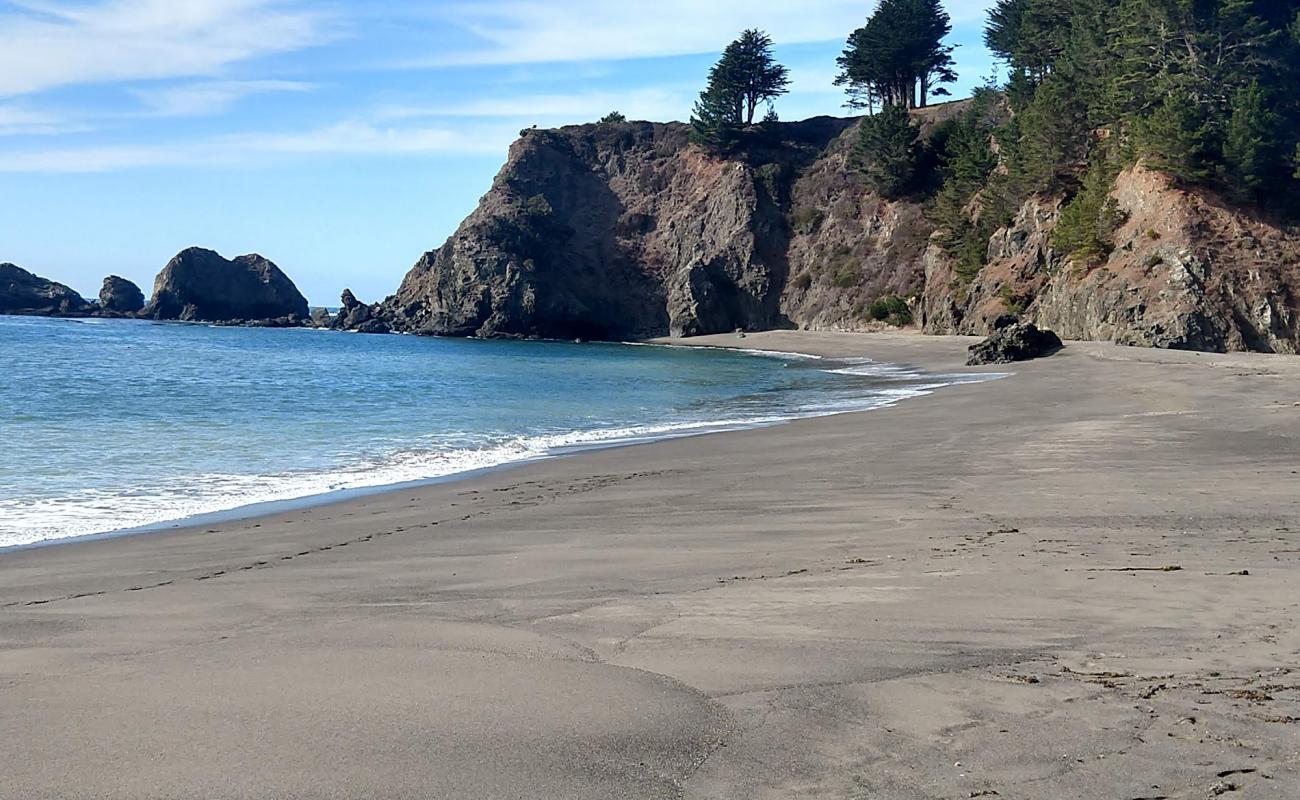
[0,315,993,548]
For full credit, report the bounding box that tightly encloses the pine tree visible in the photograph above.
[719,29,791,125]
[855,104,922,199]
[690,30,790,152]
[1008,74,1091,193]
[690,84,743,153]
[837,0,956,110]
[1136,90,1216,185]
[1223,80,1286,202]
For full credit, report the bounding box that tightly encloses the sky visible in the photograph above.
[0,0,999,305]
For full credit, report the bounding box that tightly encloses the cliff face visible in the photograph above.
[377,112,1300,353]
[922,166,1300,353]
[381,118,930,339]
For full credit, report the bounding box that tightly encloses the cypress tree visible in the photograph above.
[1223,80,1286,202]
[690,29,790,152]
[1136,90,1216,185]
[837,0,956,110]
[855,103,922,199]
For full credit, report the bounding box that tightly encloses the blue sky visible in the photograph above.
[0,0,998,304]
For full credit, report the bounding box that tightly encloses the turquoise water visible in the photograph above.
[0,315,993,548]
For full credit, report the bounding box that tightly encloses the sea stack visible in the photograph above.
[143,247,310,324]
[0,263,93,316]
[98,275,145,315]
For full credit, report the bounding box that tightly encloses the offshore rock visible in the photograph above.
[143,247,309,324]
[98,275,145,315]
[0,263,93,316]
[331,289,389,334]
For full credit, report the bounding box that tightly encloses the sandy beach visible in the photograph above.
[2,330,1298,799]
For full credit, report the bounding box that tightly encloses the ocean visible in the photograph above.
[0,315,994,549]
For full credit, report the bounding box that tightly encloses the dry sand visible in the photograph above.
[2,330,1298,799]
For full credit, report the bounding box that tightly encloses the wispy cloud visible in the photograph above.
[0,104,91,135]
[0,0,333,97]
[422,0,995,66]
[0,119,517,173]
[132,80,316,117]
[376,87,694,124]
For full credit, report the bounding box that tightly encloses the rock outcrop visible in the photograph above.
[924,165,1300,353]
[372,107,1299,354]
[376,117,927,340]
[331,289,389,334]
[0,263,93,316]
[143,247,309,324]
[967,320,1063,365]
[98,275,145,315]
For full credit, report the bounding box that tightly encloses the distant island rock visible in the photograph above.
[98,275,145,315]
[0,263,93,317]
[330,289,390,334]
[143,247,310,325]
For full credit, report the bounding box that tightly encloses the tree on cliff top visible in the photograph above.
[836,0,956,110]
[691,29,791,152]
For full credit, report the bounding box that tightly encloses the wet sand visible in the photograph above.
[2,330,1298,799]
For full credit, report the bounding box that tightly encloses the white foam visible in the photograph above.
[0,356,1007,550]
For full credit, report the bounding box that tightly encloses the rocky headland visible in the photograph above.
[7,106,1299,354]
[340,106,1298,354]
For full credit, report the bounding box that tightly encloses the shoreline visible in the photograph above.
[1,330,998,553]
[3,330,1299,799]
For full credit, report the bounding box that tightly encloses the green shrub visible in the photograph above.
[868,295,913,326]
[1053,156,1124,266]
[832,264,859,289]
[792,271,813,291]
[790,208,826,235]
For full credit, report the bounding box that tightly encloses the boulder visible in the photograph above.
[309,307,333,328]
[143,247,309,323]
[98,275,145,315]
[0,263,93,316]
[967,322,1063,366]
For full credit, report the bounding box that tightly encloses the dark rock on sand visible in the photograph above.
[967,322,1063,366]
[98,275,145,315]
[143,247,309,323]
[0,263,93,316]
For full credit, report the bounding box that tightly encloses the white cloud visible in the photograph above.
[0,0,332,97]
[424,0,996,66]
[132,80,315,117]
[0,119,517,172]
[0,104,91,135]
[376,87,694,124]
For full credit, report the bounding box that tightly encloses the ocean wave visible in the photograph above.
[0,352,1006,550]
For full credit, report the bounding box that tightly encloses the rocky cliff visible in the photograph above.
[377,118,929,339]
[143,247,310,324]
[371,110,1300,354]
[0,264,93,316]
[922,166,1300,353]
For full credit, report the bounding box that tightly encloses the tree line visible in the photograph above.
[673,0,1300,271]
